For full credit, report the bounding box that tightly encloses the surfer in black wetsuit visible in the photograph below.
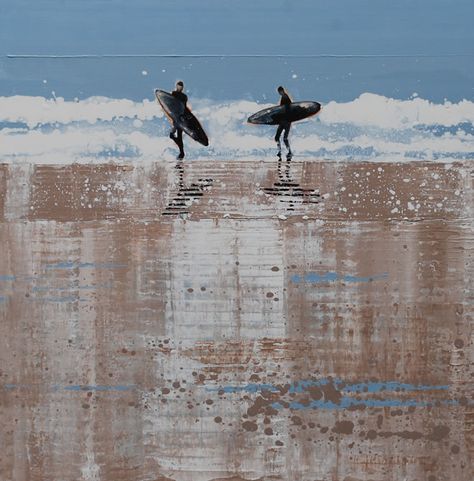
[275,86,292,157]
[170,81,188,159]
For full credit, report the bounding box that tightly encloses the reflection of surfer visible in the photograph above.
[162,160,214,215]
[275,86,292,156]
[169,81,188,159]
[261,151,320,210]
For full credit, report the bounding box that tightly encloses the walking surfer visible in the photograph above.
[275,86,292,157]
[248,86,321,159]
[155,82,209,160]
[169,81,188,159]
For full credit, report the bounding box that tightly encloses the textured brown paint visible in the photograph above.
[0,159,473,481]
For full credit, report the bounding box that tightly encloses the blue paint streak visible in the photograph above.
[0,275,15,281]
[215,378,455,410]
[291,272,388,284]
[215,379,449,395]
[63,384,136,392]
[344,381,449,393]
[45,262,126,270]
[0,296,6,303]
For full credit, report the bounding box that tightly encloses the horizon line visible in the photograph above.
[5,53,474,59]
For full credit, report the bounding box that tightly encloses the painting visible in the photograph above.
[1,1,473,480]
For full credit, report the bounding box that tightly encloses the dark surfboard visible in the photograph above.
[248,101,321,125]
[155,89,209,146]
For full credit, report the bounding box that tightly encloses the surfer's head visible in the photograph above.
[277,86,285,95]
[176,81,184,92]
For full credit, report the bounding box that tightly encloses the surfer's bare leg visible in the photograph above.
[169,125,184,159]
[169,125,177,139]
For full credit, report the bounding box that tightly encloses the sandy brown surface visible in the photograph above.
[0,158,473,481]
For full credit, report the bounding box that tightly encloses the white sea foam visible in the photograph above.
[0,93,473,163]
[0,95,160,128]
[322,93,474,128]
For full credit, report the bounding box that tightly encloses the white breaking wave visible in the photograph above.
[322,93,474,128]
[0,93,473,163]
[0,95,160,128]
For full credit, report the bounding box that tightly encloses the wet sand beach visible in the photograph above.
[0,158,473,481]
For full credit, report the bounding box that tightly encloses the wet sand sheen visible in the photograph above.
[0,159,473,481]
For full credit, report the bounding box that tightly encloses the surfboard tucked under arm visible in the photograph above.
[248,101,321,125]
[155,89,209,146]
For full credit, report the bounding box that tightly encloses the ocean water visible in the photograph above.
[1,89,473,164]
[1,0,474,164]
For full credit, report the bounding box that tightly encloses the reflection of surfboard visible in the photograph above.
[155,89,209,146]
[248,101,321,125]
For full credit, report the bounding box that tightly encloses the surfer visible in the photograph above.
[169,81,188,159]
[275,86,292,157]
